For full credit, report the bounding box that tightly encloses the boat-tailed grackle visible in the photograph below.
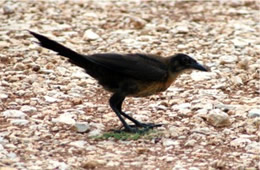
[30,31,208,133]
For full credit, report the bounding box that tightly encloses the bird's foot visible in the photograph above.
[114,123,163,133]
[129,123,164,129]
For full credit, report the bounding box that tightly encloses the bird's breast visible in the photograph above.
[132,72,180,97]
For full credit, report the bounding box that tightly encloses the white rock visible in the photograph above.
[74,122,90,133]
[10,119,29,126]
[207,109,231,127]
[44,96,58,103]
[230,138,251,148]
[177,44,188,50]
[13,63,26,71]
[184,139,197,147]
[232,38,249,48]
[83,29,100,40]
[191,72,216,81]
[220,55,238,64]
[248,109,260,118]
[2,110,26,118]
[189,167,200,170]
[107,161,120,167]
[48,160,69,170]
[245,141,260,154]
[0,93,8,100]
[20,105,37,113]
[88,129,102,137]
[162,139,179,147]
[174,25,189,34]
[175,103,191,110]
[165,156,174,162]
[3,5,14,15]
[71,70,88,79]
[69,140,87,148]
[52,113,76,125]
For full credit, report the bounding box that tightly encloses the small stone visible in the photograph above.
[184,139,197,147]
[162,139,179,147]
[83,29,100,40]
[165,156,174,162]
[191,72,216,81]
[207,109,231,127]
[230,138,251,148]
[0,167,17,170]
[13,63,26,71]
[232,38,249,48]
[44,96,58,103]
[88,129,102,137]
[2,110,26,118]
[48,160,68,170]
[219,55,238,64]
[174,25,189,34]
[0,55,9,63]
[71,70,88,79]
[32,65,40,72]
[52,113,76,125]
[74,122,90,133]
[0,41,10,50]
[248,109,260,118]
[177,44,188,50]
[107,161,120,167]
[189,167,200,170]
[3,5,14,15]
[69,140,87,148]
[10,119,29,126]
[0,93,8,100]
[82,160,106,169]
[20,105,37,114]
[245,141,260,154]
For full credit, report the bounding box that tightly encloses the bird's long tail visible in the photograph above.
[29,31,89,68]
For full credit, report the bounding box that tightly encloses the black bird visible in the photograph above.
[29,31,208,133]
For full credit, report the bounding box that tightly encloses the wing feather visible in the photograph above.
[86,53,167,81]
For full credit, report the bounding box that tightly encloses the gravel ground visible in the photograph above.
[0,0,260,170]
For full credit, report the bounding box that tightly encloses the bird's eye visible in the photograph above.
[182,57,190,64]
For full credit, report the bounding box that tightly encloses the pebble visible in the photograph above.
[88,129,102,137]
[44,96,58,103]
[2,110,26,118]
[191,72,216,81]
[52,113,76,125]
[162,139,179,147]
[248,109,260,118]
[13,63,26,71]
[207,109,231,127]
[173,25,189,34]
[3,5,14,15]
[74,122,90,133]
[232,38,250,48]
[83,29,100,40]
[0,93,8,100]
[230,138,251,148]
[219,55,238,64]
[20,105,37,114]
[0,41,10,49]
[10,119,29,126]
[69,140,87,148]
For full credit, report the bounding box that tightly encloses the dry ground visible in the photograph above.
[0,0,259,170]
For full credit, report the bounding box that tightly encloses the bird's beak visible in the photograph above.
[191,62,208,71]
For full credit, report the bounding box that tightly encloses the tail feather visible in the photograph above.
[29,31,89,68]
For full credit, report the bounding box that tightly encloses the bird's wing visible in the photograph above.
[85,53,168,81]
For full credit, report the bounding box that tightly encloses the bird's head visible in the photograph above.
[169,53,208,73]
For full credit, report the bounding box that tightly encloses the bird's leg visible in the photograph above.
[117,100,163,129]
[109,93,137,133]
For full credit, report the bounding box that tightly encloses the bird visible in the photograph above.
[29,31,208,133]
